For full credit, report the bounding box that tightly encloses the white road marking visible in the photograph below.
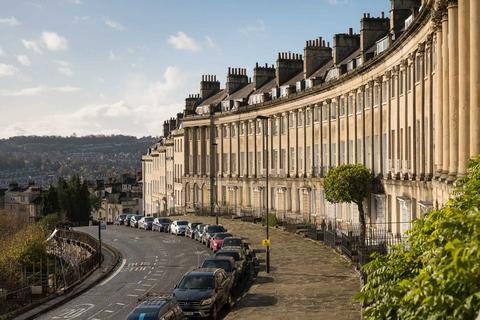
[100,259,126,286]
[137,280,142,284]
[104,310,114,313]
[147,278,158,281]
[116,302,126,306]
[134,288,146,291]
[127,294,138,297]
[52,303,94,319]
[142,284,151,287]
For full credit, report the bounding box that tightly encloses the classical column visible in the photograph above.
[361,87,366,166]
[458,0,469,176]
[294,110,299,177]
[395,65,401,179]
[427,34,434,180]
[327,99,332,169]
[377,76,384,176]
[336,97,341,166]
[418,44,426,180]
[185,128,190,175]
[386,71,392,178]
[471,0,480,157]
[303,108,308,176]
[237,122,241,177]
[192,127,198,175]
[410,51,417,180]
[244,122,249,177]
[441,12,450,179]
[311,107,315,176]
[448,1,459,182]
[370,81,375,174]
[354,89,358,163]
[253,121,257,178]
[320,103,324,176]
[287,113,291,177]
[403,60,409,179]
[345,94,350,164]
[434,28,443,178]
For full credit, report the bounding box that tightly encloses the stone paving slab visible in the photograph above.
[184,215,361,320]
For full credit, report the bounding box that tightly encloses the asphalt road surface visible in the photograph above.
[37,225,212,320]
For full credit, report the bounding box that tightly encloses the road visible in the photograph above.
[37,225,212,320]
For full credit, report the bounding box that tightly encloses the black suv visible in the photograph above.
[201,225,227,247]
[173,268,232,319]
[127,296,185,320]
[201,256,238,287]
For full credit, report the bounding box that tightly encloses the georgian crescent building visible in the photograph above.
[142,0,480,236]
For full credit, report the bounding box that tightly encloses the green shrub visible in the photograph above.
[357,156,480,319]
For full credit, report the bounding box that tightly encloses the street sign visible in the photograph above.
[262,239,270,247]
[100,221,107,230]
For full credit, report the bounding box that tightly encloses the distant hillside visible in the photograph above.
[0,135,158,187]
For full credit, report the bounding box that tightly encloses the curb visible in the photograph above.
[12,237,122,320]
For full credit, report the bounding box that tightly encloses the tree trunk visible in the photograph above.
[357,201,366,251]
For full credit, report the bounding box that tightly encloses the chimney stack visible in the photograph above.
[303,36,333,79]
[360,12,390,58]
[389,0,421,38]
[253,63,276,90]
[200,74,220,99]
[333,29,360,65]
[226,67,249,94]
[275,52,303,86]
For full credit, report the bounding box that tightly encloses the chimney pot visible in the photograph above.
[381,11,384,18]
[349,27,353,35]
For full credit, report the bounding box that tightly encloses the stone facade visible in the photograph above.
[143,0,479,235]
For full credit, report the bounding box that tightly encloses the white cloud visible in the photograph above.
[0,16,20,27]
[167,32,201,53]
[17,55,31,66]
[239,19,266,37]
[0,47,4,56]
[0,66,195,138]
[54,60,73,77]
[41,31,68,51]
[66,0,83,4]
[108,50,119,61]
[104,18,125,31]
[22,39,42,54]
[0,85,81,97]
[0,63,18,77]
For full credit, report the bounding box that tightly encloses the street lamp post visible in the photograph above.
[257,115,270,274]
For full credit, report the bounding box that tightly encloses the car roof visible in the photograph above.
[224,236,242,241]
[217,248,242,254]
[205,256,235,263]
[185,268,222,276]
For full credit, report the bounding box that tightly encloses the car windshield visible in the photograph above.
[208,226,226,233]
[215,233,233,240]
[177,221,188,226]
[201,260,232,272]
[223,238,242,247]
[159,219,171,223]
[144,217,154,222]
[178,275,214,289]
[135,215,143,219]
[119,215,127,219]
[216,252,240,261]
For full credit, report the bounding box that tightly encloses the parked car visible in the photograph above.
[209,233,233,252]
[185,222,202,239]
[170,220,189,235]
[200,256,238,287]
[114,214,127,225]
[124,214,134,226]
[214,249,247,277]
[127,296,185,320]
[173,268,233,319]
[152,218,172,232]
[138,216,154,230]
[221,237,243,251]
[130,214,144,228]
[193,224,207,241]
[201,225,227,247]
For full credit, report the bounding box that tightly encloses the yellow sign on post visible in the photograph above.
[262,239,270,247]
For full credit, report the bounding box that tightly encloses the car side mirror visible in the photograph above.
[174,284,178,289]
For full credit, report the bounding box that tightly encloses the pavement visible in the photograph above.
[184,215,362,320]
[32,225,212,320]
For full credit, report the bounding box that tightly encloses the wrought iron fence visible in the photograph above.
[0,229,100,317]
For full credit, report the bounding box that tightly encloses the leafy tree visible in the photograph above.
[56,175,92,225]
[40,185,60,216]
[357,156,480,319]
[323,164,373,245]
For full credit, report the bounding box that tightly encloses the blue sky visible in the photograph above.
[0,0,389,138]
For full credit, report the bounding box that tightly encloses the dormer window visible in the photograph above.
[405,14,414,29]
[376,36,389,55]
